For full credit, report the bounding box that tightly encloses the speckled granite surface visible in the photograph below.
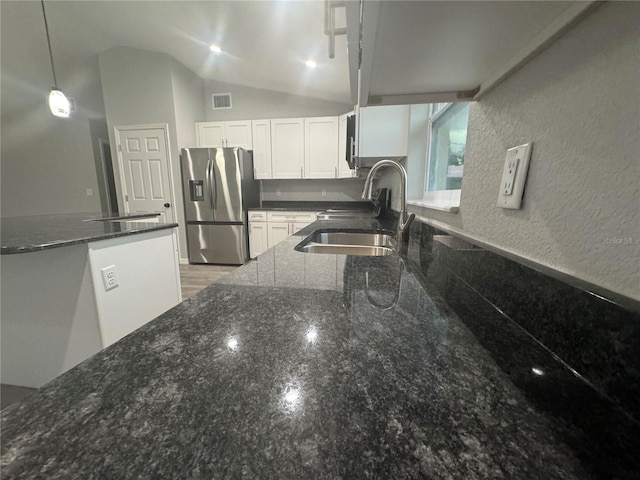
[1,217,639,478]
[1,213,178,254]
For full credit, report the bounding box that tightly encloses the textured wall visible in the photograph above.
[408,2,640,300]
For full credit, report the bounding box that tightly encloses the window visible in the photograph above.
[413,102,470,211]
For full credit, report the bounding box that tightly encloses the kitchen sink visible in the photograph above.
[295,230,396,256]
[316,210,375,221]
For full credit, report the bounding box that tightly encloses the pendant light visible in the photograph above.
[41,0,70,118]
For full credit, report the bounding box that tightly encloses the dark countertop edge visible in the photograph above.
[411,215,640,314]
[1,223,178,255]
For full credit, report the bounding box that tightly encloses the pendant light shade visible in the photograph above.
[41,0,69,118]
[48,89,70,118]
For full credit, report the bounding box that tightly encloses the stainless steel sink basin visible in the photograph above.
[295,230,396,256]
[316,210,374,221]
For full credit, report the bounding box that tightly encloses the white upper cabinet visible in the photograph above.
[224,121,253,150]
[271,118,305,179]
[251,120,272,179]
[196,121,252,149]
[357,105,410,160]
[347,1,599,106]
[304,117,339,179]
[196,122,225,147]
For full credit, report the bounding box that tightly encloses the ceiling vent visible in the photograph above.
[212,93,232,110]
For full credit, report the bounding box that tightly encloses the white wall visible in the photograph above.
[1,0,106,216]
[407,2,640,301]
[171,61,206,149]
[204,79,351,121]
[98,47,189,261]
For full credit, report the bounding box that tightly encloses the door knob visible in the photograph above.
[164,203,171,208]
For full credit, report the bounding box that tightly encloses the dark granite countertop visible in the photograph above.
[1,217,638,478]
[254,201,373,212]
[1,213,178,254]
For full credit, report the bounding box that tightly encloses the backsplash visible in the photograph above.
[406,217,640,421]
[261,179,365,202]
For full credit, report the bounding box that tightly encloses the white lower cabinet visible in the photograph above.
[267,222,291,247]
[248,221,268,258]
[248,210,319,258]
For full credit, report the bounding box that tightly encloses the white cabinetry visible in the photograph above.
[196,121,253,149]
[357,105,410,159]
[251,120,272,179]
[304,117,339,179]
[248,210,318,257]
[271,118,305,179]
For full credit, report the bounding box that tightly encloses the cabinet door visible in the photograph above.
[337,113,354,178]
[225,121,253,149]
[196,122,225,147]
[304,117,339,179]
[251,120,272,179]
[271,118,304,179]
[249,222,268,258]
[267,222,291,248]
[290,222,308,235]
[357,105,410,158]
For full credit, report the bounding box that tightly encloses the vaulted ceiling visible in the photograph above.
[1,0,351,113]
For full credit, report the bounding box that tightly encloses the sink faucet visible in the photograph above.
[361,159,415,247]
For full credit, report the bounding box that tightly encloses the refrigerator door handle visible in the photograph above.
[205,159,214,211]
[209,158,217,210]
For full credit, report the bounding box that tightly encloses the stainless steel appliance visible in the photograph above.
[180,147,259,264]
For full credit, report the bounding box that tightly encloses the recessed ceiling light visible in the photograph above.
[209,44,222,54]
[305,59,317,69]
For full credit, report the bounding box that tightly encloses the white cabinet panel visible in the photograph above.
[196,121,252,149]
[305,117,339,179]
[196,122,225,147]
[249,221,268,258]
[357,105,410,158]
[268,222,291,247]
[225,121,253,150]
[251,120,272,179]
[271,118,305,179]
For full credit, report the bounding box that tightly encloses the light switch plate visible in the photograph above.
[497,142,532,209]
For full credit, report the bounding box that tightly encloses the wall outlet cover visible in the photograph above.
[101,265,119,291]
[497,142,533,209]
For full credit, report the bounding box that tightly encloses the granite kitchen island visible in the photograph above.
[1,213,182,388]
[1,216,638,479]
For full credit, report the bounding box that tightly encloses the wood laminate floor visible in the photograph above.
[180,264,237,300]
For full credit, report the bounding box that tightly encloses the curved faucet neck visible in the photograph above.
[361,159,415,247]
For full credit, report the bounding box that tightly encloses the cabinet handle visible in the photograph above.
[254,168,257,178]
[335,166,337,178]
[300,166,303,178]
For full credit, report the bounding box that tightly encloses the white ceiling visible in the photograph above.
[1,0,351,108]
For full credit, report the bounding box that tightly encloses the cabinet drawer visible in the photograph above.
[248,211,267,222]
[267,211,318,223]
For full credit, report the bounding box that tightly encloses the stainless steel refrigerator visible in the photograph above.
[180,147,259,264]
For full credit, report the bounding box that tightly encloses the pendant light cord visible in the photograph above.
[41,0,58,88]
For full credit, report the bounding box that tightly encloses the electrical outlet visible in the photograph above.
[497,142,532,209]
[101,265,118,291]
[321,188,327,197]
[276,188,281,197]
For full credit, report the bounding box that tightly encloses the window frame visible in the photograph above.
[409,102,467,212]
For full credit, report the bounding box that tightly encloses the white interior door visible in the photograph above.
[116,127,175,223]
